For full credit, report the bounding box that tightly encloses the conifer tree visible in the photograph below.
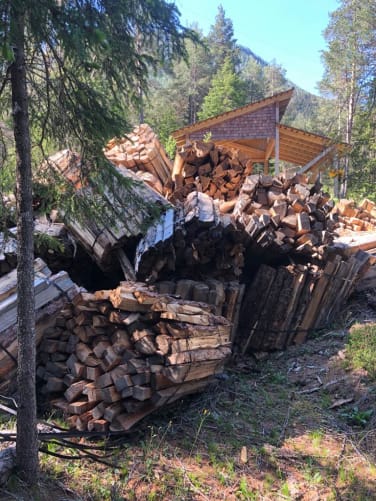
[319,0,376,196]
[198,56,248,120]
[0,0,191,484]
[207,4,240,73]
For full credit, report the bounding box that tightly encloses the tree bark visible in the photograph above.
[10,6,39,484]
[341,58,357,198]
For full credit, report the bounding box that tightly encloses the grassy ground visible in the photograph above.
[1,292,376,500]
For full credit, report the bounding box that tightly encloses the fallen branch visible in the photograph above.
[297,377,347,395]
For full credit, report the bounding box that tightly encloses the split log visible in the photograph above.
[233,173,335,258]
[169,142,253,204]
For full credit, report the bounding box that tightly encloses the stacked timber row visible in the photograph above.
[233,173,336,258]
[37,282,231,432]
[46,149,169,276]
[0,258,80,393]
[170,141,253,204]
[332,230,376,292]
[0,233,17,277]
[2,220,79,279]
[237,250,371,354]
[334,198,376,232]
[154,279,245,341]
[135,192,245,283]
[104,124,173,195]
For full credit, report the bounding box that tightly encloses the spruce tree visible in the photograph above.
[207,4,240,73]
[0,0,191,484]
[319,0,376,196]
[198,56,248,120]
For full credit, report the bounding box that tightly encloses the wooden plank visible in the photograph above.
[295,257,341,344]
[163,360,225,384]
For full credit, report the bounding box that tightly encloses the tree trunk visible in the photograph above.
[341,62,356,198]
[10,6,39,484]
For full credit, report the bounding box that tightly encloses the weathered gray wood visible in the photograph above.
[0,447,16,486]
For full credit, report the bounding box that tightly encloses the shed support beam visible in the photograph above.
[275,103,280,175]
[298,145,336,174]
[264,137,275,174]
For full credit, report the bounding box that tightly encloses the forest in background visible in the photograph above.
[0,1,375,204]
[139,2,376,201]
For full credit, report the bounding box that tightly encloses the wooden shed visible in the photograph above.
[172,88,347,178]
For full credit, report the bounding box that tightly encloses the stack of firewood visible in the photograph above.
[47,149,169,277]
[154,279,245,341]
[170,141,253,204]
[232,173,336,258]
[0,233,17,277]
[37,282,231,432]
[237,249,370,353]
[0,258,80,393]
[104,124,172,195]
[135,192,245,283]
[334,198,376,233]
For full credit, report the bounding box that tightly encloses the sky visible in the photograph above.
[175,0,340,95]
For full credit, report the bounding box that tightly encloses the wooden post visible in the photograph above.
[264,138,275,175]
[333,153,340,199]
[275,104,280,175]
[263,159,269,174]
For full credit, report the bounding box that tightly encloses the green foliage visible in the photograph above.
[345,323,376,378]
[144,31,212,129]
[207,5,240,73]
[340,406,374,427]
[319,0,376,197]
[164,135,177,159]
[236,477,258,500]
[203,131,212,142]
[0,0,196,187]
[34,232,64,255]
[198,56,248,120]
[347,108,376,202]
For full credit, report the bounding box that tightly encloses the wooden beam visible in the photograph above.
[280,136,323,155]
[279,149,318,165]
[279,124,333,146]
[263,137,275,174]
[264,137,275,160]
[298,146,336,174]
[275,103,280,175]
[215,141,265,161]
[279,145,320,163]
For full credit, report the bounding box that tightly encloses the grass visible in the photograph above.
[346,323,376,378]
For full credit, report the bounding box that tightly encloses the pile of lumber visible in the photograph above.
[46,149,169,275]
[331,230,376,292]
[37,282,231,432]
[232,173,336,258]
[0,258,80,393]
[154,279,245,341]
[2,221,76,278]
[0,234,17,277]
[104,124,172,195]
[334,198,376,233]
[237,250,370,353]
[170,141,253,204]
[135,192,245,282]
